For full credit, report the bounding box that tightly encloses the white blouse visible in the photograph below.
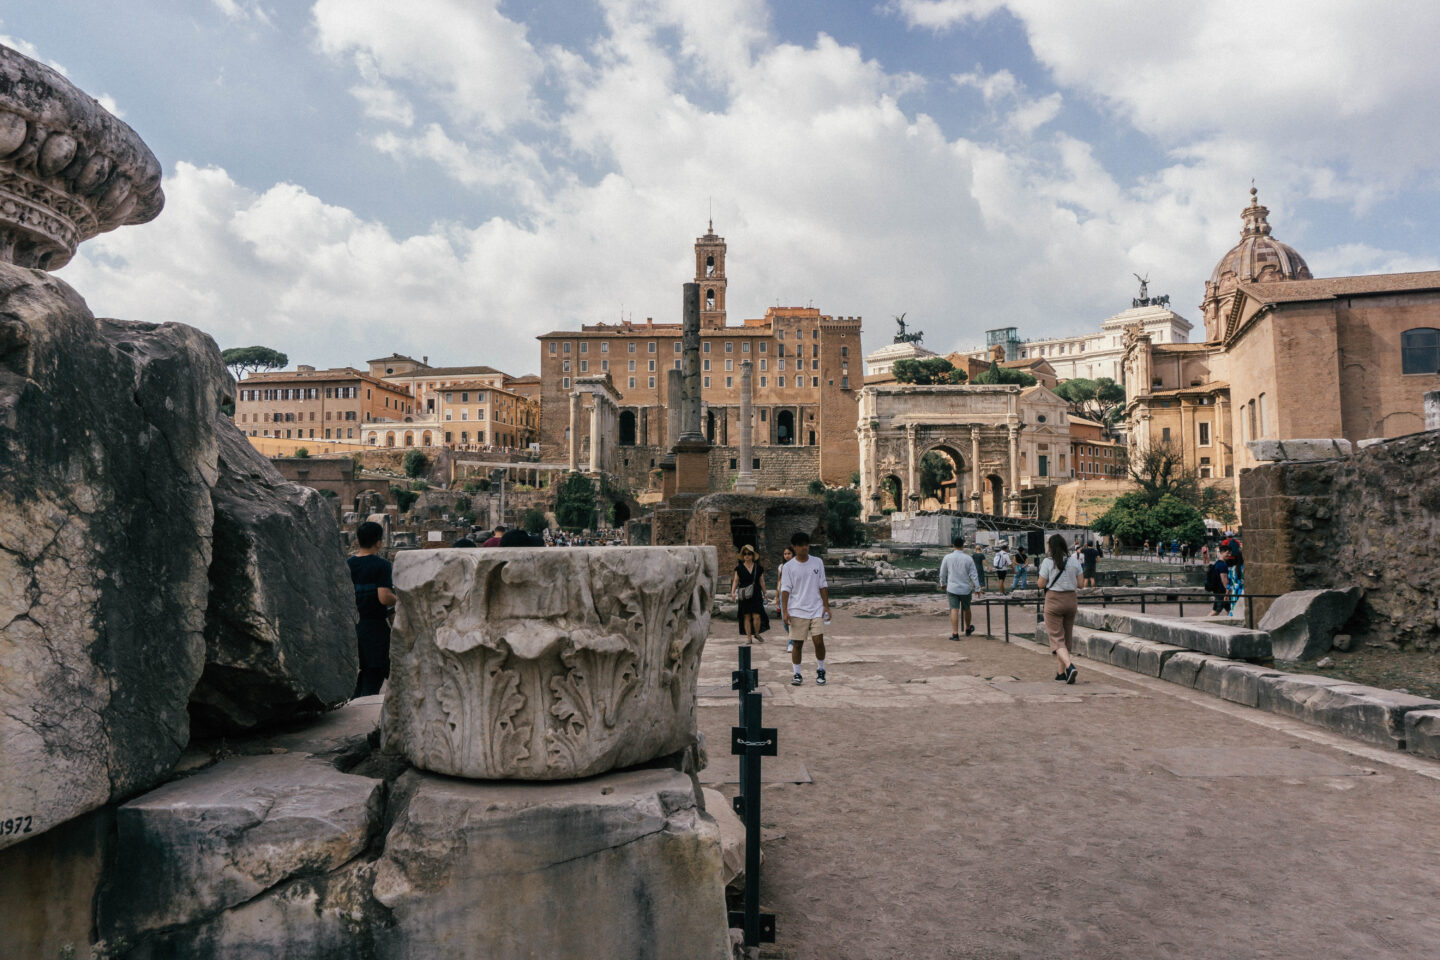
[1037,556,1083,592]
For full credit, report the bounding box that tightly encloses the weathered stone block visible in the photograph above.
[0,264,228,850]
[1404,709,1440,760]
[1260,587,1362,661]
[382,546,715,780]
[372,767,731,960]
[1110,637,1146,672]
[1160,651,1212,688]
[1136,641,1189,678]
[1247,438,1353,462]
[1075,608,1271,659]
[99,754,383,940]
[1196,661,1283,708]
[194,424,358,733]
[1256,674,1439,748]
[702,787,748,889]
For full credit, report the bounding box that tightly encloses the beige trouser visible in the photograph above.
[1044,591,1078,652]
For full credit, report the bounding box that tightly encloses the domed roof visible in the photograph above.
[1208,188,1312,289]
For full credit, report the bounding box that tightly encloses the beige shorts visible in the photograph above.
[789,616,824,646]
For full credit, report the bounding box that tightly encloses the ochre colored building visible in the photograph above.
[1124,188,1440,480]
[537,225,863,489]
[358,355,539,450]
[235,366,415,442]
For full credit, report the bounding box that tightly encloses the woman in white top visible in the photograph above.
[1037,534,1084,684]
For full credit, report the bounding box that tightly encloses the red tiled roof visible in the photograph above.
[1239,270,1440,304]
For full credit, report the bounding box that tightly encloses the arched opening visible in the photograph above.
[776,410,794,445]
[403,432,415,447]
[705,254,715,277]
[384,432,396,448]
[880,474,903,513]
[618,410,637,446]
[986,474,1005,515]
[706,410,717,443]
[920,446,965,510]
[612,501,631,526]
[706,288,716,310]
[1402,327,1440,374]
[367,432,377,445]
[730,516,758,552]
[421,431,432,446]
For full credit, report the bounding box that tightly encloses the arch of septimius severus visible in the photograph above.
[856,383,1074,518]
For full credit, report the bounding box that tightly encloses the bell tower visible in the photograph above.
[694,219,727,328]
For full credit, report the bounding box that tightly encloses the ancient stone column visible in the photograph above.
[970,425,983,506]
[382,546,717,779]
[736,360,756,491]
[589,395,601,473]
[1007,423,1021,517]
[678,282,704,443]
[568,392,581,471]
[1426,390,1439,431]
[905,424,917,509]
[664,369,683,451]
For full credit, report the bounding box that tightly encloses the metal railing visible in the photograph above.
[974,591,1284,643]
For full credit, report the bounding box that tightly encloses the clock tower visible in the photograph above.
[694,220,727,328]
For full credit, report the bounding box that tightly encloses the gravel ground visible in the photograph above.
[697,597,1440,959]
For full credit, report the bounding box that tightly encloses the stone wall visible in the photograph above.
[1240,429,1440,650]
[686,493,827,572]
[615,443,823,494]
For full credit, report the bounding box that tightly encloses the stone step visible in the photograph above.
[1074,607,1271,660]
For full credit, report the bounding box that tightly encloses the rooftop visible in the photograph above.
[1238,270,1440,305]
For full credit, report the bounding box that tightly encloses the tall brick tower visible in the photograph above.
[694,220,727,328]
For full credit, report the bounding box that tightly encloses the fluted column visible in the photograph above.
[736,360,756,491]
[665,369,683,451]
[568,392,581,472]
[589,398,601,473]
[970,425,982,507]
[1007,423,1020,517]
[905,424,917,510]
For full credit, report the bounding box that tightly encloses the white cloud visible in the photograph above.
[211,0,274,27]
[953,67,1060,135]
[312,0,544,132]
[885,0,1006,32]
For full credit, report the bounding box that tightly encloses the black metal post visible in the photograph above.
[1140,594,1146,615]
[729,690,777,947]
[1003,600,1010,643]
[731,646,758,818]
[985,599,992,637]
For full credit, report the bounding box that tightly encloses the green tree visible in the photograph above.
[1197,484,1238,526]
[521,507,549,535]
[221,345,288,382]
[403,448,430,478]
[294,447,309,459]
[1092,492,1205,547]
[971,361,1037,387]
[1127,440,1196,505]
[554,472,597,531]
[807,479,827,496]
[390,485,419,513]
[1053,377,1127,435]
[919,451,953,499]
[893,357,966,385]
[849,470,861,487]
[824,488,865,547]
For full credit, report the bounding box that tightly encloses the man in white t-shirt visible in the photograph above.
[780,530,831,686]
[992,545,1012,593]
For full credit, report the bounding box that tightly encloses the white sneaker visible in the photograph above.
[786,639,794,652]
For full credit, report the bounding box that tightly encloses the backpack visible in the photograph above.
[1205,561,1224,593]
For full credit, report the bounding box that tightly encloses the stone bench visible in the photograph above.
[1074,608,1271,660]
[1256,674,1437,750]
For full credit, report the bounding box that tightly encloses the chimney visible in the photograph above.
[422,355,429,365]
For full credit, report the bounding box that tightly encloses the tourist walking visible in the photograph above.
[777,546,795,651]
[1014,548,1030,589]
[731,545,770,643]
[1206,548,1231,617]
[993,544,1012,593]
[1038,533,1083,684]
[939,535,983,640]
[1226,544,1245,617]
[349,521,396,697]
[1080,541,1100,588]
[780,532,831,686]
[972,543,987,590]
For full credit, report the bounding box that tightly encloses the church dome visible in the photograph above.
[1207,187,1312,289]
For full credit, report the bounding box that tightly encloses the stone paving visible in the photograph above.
[698,597,1440,959]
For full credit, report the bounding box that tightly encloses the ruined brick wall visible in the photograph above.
[613,444,822,495]
[1240,430,1440,650]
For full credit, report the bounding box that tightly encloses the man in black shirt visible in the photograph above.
[1080,542,1100,588]
[349,521,396,697]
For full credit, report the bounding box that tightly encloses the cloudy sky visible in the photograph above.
[8,0,1440,375]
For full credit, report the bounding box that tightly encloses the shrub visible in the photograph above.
[403,448,430,478]
[294,447,309,458]
[390,485,419,513]
[807,479,826,496]
[554,472,597,531]
[824,488,865,547]
[522,507,549,535]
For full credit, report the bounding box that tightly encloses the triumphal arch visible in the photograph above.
[857,383,1070,518]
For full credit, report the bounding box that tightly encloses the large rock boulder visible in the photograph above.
[372,767,732,960]
[1259,587,1362,660]
[194,424,357,732]
[382,546,715,780]
[0,263,226,849]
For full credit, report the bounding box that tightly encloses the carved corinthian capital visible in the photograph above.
[0,44,164,269]
[382,546,717,780]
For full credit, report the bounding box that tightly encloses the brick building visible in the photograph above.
[234,366,415,441]
[1069,415,1126,478]
[537,224,863,489]
[358,355,539,450]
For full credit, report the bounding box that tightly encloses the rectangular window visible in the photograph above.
[1257,393,1267,437]
[703,359,710,371]
[563,360,570,372]
[777,330,784,340]
[812,360,819,370]
[725,359,733,371]
[778,360,785,371]
[812,344,819,357]
[628,359,636,371]
[674,341,681,353]
[1161,426,1171,443]
[760,410,767,422]
[629,377,636,388]
[812,377,819,387]
[742,342,750,353]
[704,377,711,387]
[563,342,571,353]
[563,377,570,388]
[461,410,468,420]
[549,342,556,355]
[1198,422,1211,446]
[648,342,656,353]
[648,376,656,388]
[580,360,588,371]
[725,377,733,388]
[600,341,608,353]
[760,377,767,387]
[580,342,588,353]
[778,377,785,387]
[842,376,849,389]
[674,359,680,370]
[759,342,767,354]
[1248,400,1257,440]
[702,341,710,354]
[725,342,733,353]
[842,346,848,357]
[760,359,768,371]
[601,360,608,371]
[648,359,655,371]
[628,342,636,353]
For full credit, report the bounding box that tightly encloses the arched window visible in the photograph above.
[706,255,715,277]
[1402,327,1440,375]
[706,289,716,310]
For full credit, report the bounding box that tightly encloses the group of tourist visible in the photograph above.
[730,532,831,687]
